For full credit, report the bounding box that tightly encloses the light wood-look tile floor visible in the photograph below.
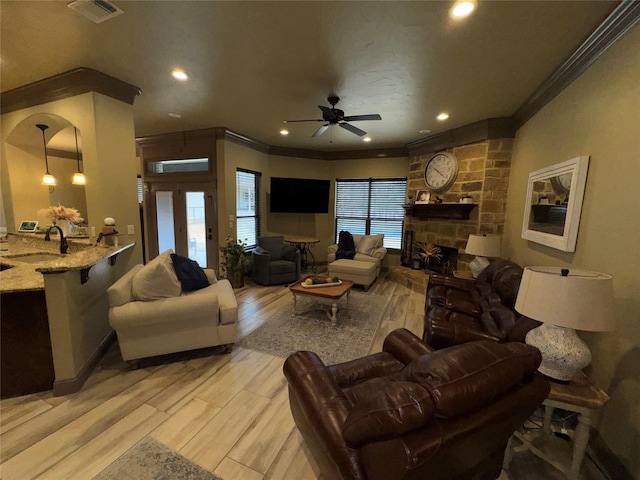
[1,274,425,480]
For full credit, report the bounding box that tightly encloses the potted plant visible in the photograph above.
[406,193,415,205]
[220,236,247,288]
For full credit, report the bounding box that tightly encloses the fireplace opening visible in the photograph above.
[424,245,458,275]
[401,231,458,275]
[416,243,458,275]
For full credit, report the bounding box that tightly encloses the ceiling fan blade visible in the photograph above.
[312,124,330,137]
[284,119,324,123]
[339,122,366,137]
[343,114,382,122]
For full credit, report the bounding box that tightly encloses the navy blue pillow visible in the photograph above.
[170,254,210,292]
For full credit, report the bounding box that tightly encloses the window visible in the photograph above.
[236,169,261,248]
[335,178,407,249]
[137,176,143,204]
[147,157,209,174]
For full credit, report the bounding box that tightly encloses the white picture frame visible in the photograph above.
[521,156,589,252]
[415,190,431,204]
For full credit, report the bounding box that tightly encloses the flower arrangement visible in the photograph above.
[219,236,247,274]
[415,242,442,264]
[38,204,84,224]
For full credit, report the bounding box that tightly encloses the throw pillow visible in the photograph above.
[170,254,210,292]
[356,235,381,256]
[132,250,182,301]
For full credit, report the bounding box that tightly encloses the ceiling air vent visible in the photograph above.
[67,0,123,24]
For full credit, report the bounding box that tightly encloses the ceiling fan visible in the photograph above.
[284,96,382,137]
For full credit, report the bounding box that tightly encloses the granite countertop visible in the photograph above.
[0,234,134,293]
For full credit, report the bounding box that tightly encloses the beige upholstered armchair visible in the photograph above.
[327,233,387,277]
[107,250,238,367]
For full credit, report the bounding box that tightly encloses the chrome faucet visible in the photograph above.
[44,226,69,254]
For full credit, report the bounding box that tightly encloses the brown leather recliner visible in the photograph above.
[283,328,550,480]
[423,259,540,349]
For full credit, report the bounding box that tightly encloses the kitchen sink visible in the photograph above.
[5,253,64,263]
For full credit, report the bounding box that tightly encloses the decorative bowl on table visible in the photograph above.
[301,276,342,288]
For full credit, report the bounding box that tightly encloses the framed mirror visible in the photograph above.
[522,156,589,252]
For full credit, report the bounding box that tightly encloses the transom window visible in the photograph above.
[236,169,261,248]
[335,178,407,249]
[146,157,209,174]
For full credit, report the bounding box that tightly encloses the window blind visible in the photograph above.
[236,169,260,248]
[335,178,406,249]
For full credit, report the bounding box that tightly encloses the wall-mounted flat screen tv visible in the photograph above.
[270,177,330,213]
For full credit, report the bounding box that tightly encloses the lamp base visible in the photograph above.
[525,324,591,381]
[469,256,490,278]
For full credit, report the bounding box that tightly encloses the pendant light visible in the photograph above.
[36,124,56,186]
[71,127,85,185]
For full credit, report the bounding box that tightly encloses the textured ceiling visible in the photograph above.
[0,1,617,151]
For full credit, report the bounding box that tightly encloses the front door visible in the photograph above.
[148,183,217,268]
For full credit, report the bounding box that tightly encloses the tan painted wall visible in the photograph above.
[223,140,409,267]
[503,26,640,475]
[1,92,143,268]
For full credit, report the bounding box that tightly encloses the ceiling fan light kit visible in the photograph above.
[285,96,382,138]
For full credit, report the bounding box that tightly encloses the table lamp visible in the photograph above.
[465,234,501,277]
[515,266,614,382]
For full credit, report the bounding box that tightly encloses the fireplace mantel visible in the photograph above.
[403,203,476,220]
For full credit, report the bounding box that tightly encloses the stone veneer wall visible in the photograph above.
[406,138,514,271]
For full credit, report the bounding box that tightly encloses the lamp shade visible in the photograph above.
[515,266,614,331]
[465,234,501,257]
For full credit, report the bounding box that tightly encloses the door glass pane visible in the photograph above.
[186,191,207,267]
[156,191,175,254]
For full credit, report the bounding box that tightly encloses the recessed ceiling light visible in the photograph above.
[168,112,181,118]
[171,69,188,81]
[363,137,372,142]
[450,0,477,18]
[437,112,450,121]
[419,129,431,134]
[280,129,289,135]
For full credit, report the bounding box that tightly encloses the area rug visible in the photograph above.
[236,289,387,365]
[93,437,222,480]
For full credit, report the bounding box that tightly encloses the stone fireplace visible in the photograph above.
[405,138,514,272]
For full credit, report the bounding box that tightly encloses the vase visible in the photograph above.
[228,269,245,289]
[53,219,70,236]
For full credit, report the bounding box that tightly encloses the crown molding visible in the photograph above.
[406,118,515,156]
[512,0,640,129]
[46,148,82,161]
[268,145,408,160]
[224,129,271,154]
[0,67,141,115]
[224,128,408,159]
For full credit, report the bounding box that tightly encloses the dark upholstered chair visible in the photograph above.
[424,259,540,349]
[252,236,300,285]
[283,328,549,480]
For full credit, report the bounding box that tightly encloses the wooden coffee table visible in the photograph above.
[288,278,354,325]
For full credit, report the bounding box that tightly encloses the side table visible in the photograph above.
[505,372,609,480]
[284,236,320,273]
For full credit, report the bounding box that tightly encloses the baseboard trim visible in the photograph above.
[588,430,634,480]
[52,331,116,396]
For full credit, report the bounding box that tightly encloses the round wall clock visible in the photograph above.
[424,152,459,193]
[551,172,572,194]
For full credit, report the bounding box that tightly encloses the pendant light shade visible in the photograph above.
[36,124,56,186]
[71,127,85,185]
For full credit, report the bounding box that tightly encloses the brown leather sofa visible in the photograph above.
[423,259,540,349]
[283,328,549,480]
